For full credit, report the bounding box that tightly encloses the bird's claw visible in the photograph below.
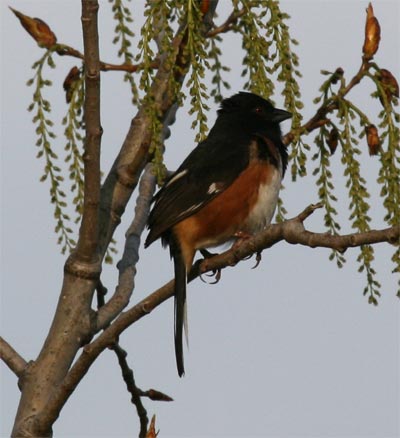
[200,248,215,259]
[251,251,262,269]
[200,268,222,284]
[231,232,261,268]
[199,249,222,284]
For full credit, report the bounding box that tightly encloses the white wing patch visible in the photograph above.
[176,182,224,220]
[165,169,188,187]
[207,182,223,195]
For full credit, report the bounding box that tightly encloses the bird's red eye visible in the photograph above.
[254,107,262,113]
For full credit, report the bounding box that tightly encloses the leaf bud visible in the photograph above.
[362,3,380,60]
[63,66,81,103]
[326,128,339,155]
[378,69,399,104]
[331,67,344,85]
[365,124,381,155]
[10,7,57,48]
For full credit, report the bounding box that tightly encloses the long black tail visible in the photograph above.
[173,244,186,377]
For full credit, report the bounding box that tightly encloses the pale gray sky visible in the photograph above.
[1,1,399,437]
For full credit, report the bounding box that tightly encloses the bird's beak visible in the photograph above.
[272,108,292,123]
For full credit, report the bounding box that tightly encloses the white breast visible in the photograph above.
[244,166,282,234]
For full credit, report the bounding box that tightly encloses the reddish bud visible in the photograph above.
[362,4,380,60]
[326,128,339,155]
[146,389,173,402]
[10,7,57,48]
[200,0,211,15]
[379,69,399,104]
[63,66,81,103]
[365,124,381,155]
[146,415,158,438]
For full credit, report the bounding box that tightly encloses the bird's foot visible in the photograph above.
[231,231,253,258]
[199,249,222,284]
[232,231,263,268]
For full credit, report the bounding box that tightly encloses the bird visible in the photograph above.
[145,91,291,376]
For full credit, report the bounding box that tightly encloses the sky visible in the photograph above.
[1,1,399,437]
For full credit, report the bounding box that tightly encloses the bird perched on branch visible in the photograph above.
[145,91,291,376]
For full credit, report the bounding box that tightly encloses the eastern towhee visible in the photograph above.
[145,92,291,376]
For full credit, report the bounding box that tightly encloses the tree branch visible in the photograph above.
[38,206,399,423]
[96,35,182,260]
[11,3,104,436]
[196,210,399,275]
[96,170,172,435]
[0,337,27,380]
[72,0,102,264]
[96,3,219,267]
[96,164,156,331]
[14,9,220,435]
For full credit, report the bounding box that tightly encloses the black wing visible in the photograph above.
[145,133,251,247]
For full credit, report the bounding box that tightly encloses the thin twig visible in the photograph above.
[296,202,323,222]
[97,282,150,437]
[283,59,372,145]
[56,44,160,72]
[0,337,27,379]
[206,8,246,37]
[110,343,149,438]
